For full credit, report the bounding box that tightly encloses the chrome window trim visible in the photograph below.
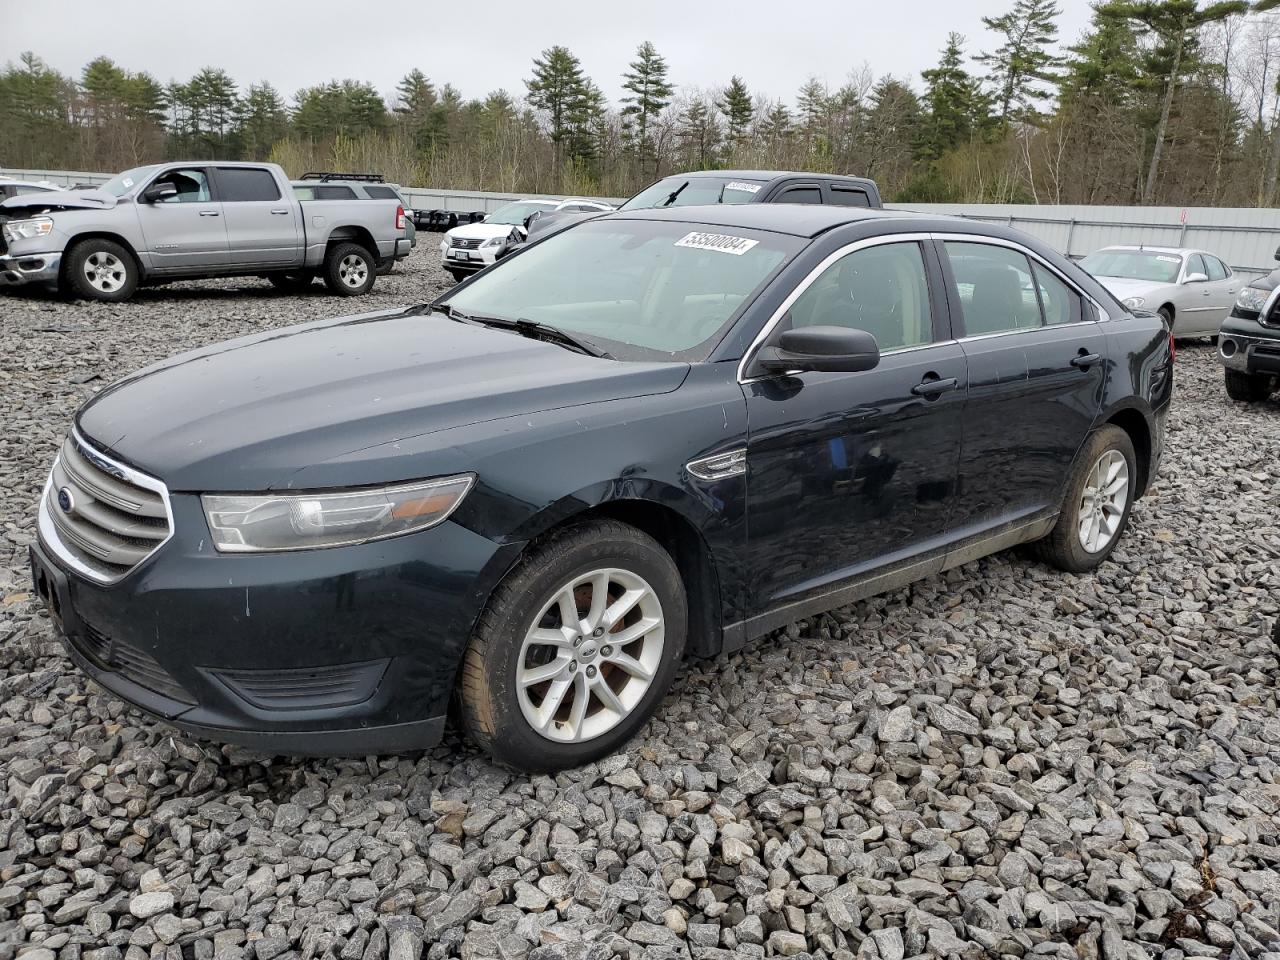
[738,231,1108,384]
[38,428,175,584]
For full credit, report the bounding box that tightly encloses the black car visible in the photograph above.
[30,205,1173,771]
[1218,248,1280,401]
[497,170,884,262]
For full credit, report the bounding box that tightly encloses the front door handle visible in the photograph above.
[1070,352,1101,369]
[270,209,290,215]
[911,377,959,398]
[198,210,220,217]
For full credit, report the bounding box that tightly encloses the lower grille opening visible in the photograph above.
[73,625,194,705]
[211,660,389,712]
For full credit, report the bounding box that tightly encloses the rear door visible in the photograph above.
[941,238,1106,535]
[134,166,229,272]
[1204,255,1238,323]
[212,166,301,267]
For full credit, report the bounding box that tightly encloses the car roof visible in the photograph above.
[608,203,927,238]
[659,169,874,183]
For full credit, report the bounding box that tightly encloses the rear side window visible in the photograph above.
[775,186,823,205]
[945,242,1042,336]
[1032,263,1082,326]
[1205,256,1228,281]
[309,185,356,200]
[828,186,870,208]
[216,167,281,202]
[363,185,398,200]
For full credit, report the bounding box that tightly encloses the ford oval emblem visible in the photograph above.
[57,487,75,513]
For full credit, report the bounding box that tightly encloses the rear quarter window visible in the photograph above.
[363,186,398,200]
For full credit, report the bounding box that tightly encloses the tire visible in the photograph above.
[375,259,395,277]
[448,270,468,283]
[459,520,687,772]
[1225,369,1274,402]
[1158,305,1173,329]
[267,272,315,292]
[1032,425,1137,574]
[65,239,137,302]
[322,242,375,296]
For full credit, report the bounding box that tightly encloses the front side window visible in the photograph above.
[441,219,800,361]
[216,167,280,202]
[153,168,212,203]
[618,176,766,210]
[784,242,933,351]
[946,242,1043,336]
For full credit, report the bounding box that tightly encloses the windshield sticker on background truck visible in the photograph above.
[725,181,762,194]
[675,232,760,256]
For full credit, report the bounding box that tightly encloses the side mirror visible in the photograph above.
[141,181,178,203]
[524,211,542,229]
[1183,272,1209,284]
[757,326,880,375]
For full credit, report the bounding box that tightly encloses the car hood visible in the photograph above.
[0,189,117,213]
[1094,276,1174,300]
[446,221,527,242]
[76,307,690,491]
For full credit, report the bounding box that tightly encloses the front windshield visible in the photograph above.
[440,219,800,361]
[99,166,155,197]
[619,176,767,210]
[486,201,556,225]
[1079,249,1183,284]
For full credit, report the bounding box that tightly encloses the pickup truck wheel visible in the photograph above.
[459,520,687,772]
[322,242,375,296]
[1031,425,1136,574]
[267,273,315,292]
[65,239,137,302]
[1225,369,1274,402]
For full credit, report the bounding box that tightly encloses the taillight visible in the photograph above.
[395,205,405,230]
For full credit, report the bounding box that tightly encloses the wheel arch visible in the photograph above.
[325,226,378,257]
[1103,405,1153,497]
[65,232,145,278]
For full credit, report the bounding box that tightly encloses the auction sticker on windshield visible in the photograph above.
[725,181,762,194]
[675,232,760,256]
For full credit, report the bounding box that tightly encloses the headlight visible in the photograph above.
[1121,296,1146,309]
[202,475,474,552]
[481,236,505,248]
[2,216,54,242]
[1236,286,1269,313]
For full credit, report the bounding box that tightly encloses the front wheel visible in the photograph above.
[459,520,687,772]
[1225,369,1274,402]
[322,242,375,296]
[1032,425,1136,573]
[65,239,137,302]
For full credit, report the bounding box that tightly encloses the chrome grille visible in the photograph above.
[40,433,172,582]
[451,237,483,250]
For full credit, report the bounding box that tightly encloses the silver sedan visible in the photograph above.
[1078,246,1239,337]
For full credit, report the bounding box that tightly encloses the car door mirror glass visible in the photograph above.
[141,182,179,203]
[1183,272,1209,284]
[758,325,880,374]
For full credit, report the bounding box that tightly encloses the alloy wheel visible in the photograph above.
[1077,449,1129,553]
[516,567,665,743]
[83,251,126,293]
[338,254,368,288]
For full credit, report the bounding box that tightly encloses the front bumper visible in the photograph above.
[1218,314,1280,375]
[439,240,497,274]
[32,488,522,756]
[0,250,62,287]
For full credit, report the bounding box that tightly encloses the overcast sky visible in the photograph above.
[5,0,1096,106]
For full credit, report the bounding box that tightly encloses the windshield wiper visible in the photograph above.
[443,307,611,359]
[659,181,689,207]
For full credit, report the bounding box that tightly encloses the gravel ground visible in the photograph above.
[3,250,1280,960]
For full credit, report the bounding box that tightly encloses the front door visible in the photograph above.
[212,166,301,267]
[744,239,966,616]
[134,166,229,272]
[940,239,1106,536]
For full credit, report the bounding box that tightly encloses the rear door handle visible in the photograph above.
[270,209,290,215]
[1070,352,1101,369]
[911,377,958,398]
[198,210,220,217]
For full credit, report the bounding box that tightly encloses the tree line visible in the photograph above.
[5,0,1280,206]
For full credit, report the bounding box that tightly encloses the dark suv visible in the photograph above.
[31,205,1172,772]
[1218,249,1280,401]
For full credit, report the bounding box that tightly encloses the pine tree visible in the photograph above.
[526,46,590,168]
[976,0,1063,125]
[1098,0,1248,202]
[919,33,990,161]
[717,76,754,147]
[620,41,674,177]
[677,98,721,170]
[235,82,288,159]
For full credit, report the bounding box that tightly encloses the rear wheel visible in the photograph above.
[459,520,687,772]
[267,272,315,292]
[65,239,137,302]
[322,242,375,296]
[1032,425,1136,573]
[1225,369,1274,402]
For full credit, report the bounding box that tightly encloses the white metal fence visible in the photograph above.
[7,167,1279,278]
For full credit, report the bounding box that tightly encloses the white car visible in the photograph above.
[0,177,62,201]
[440,199,559,281]
[1078,245,1239,337]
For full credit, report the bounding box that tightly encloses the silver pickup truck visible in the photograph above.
[0,161,408,301]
